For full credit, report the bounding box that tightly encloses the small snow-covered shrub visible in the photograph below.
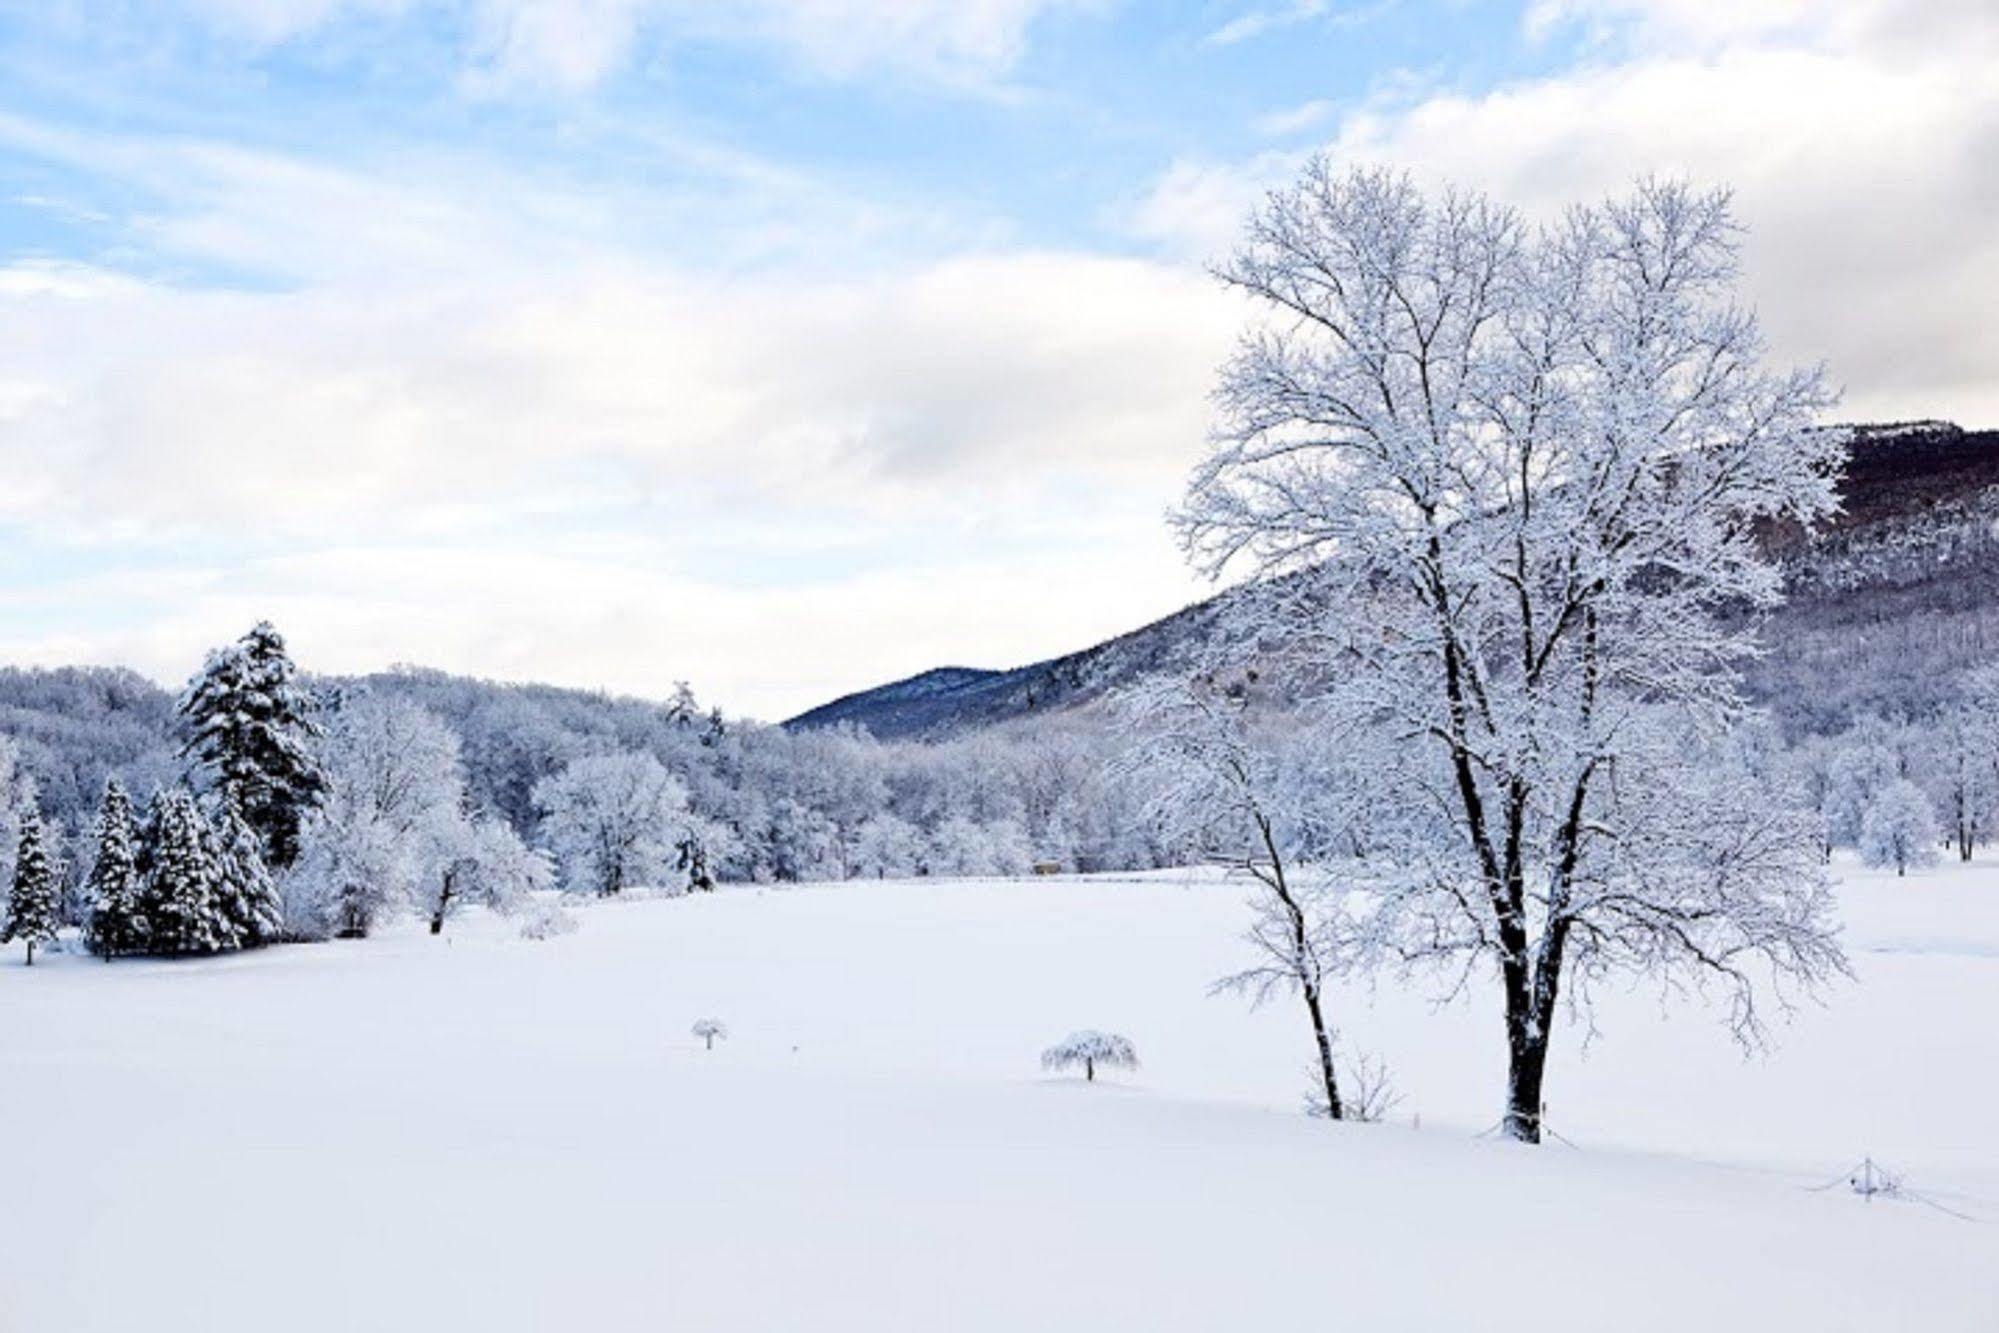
[1041,1030,1138,1083]
[518,901,579,941]
[1312,1052,1400,1123]
[1844,1157,1903,1200]
[692,1018,727,1050]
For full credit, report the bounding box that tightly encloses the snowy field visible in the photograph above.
[1,857,1995,1331]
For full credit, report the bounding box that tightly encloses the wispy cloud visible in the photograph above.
[1253,98,1337,136]
[1205,0,1398,48]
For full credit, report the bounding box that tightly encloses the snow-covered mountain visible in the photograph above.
[788,421,1999,739]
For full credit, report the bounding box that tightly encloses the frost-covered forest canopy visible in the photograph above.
[0,633,1174,931]
[8,607,1989,928]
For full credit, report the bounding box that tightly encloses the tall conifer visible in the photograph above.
[83,778,145,959]
[178,621,326,869]
[142,789,226,957]
[212,793,283,947]
[3,809,60,965]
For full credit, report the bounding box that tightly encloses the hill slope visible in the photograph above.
[789,421,1999,739]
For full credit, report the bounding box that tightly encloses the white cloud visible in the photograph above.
[0,122,1229,715]
[1142,0,1999,426]
[1254,98,1337,137]
[0,250,1228,537]
[1128,152,1302,260]
[0,530,1203,721]
[1524,0,1867,49]
[1205,0,1395,48]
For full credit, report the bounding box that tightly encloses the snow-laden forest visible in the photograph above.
[4,617,1996,957]
[0,626,1179,944]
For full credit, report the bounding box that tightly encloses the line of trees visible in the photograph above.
[0,616,1199,956]
[1783,674,1999,875]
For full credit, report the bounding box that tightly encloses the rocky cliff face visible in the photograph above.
[788,421,1999,740]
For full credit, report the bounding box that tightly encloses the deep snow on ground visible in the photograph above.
[1,856,1995,1330]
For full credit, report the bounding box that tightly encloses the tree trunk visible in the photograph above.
[24,941,34,967]
[1303,982,1342,1121]
[1504,1026,1548,1143]
[1255,813,1342,1121]
[430,869,455,935]
[1085,1057,1095,1082]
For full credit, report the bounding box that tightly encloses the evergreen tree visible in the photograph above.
[3,808,60,965]
[211,793,282,947]
[141,789,227,957]
[178,621,326,870]
[83,778,146,959]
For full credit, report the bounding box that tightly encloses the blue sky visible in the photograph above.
[1,0,1994,717]
[0,2,1567,276]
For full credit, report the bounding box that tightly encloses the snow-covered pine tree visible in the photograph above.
[83,778,146,959]
[3,808,60,965]
[142,788,228,956]
[178,621,326,870]
[211,793,282,947]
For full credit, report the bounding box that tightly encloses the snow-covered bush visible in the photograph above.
[518,900,578,941]
[691,1018,727,1050]
[1322,1053,1400,1124]
[1040,1031,1138,1083]
[1859,779,1941,876]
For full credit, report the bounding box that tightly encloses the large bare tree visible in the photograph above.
[1175,161,1849,1142]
